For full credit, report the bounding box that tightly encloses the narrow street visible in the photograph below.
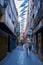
[0,0,43,65]
[0,46,43,65]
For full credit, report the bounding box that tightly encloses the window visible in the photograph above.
[32,0,34,2]
[12,21,14,24]
[32,4,34,9]
[42,2,43,10]
[4,0,8,8]
[32,14,34,18]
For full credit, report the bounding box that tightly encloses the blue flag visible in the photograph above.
[21,18,25,22]
[20,16,25,19]
[20,0,29,7]
[20,13,26,16]
[20,10,27,16]
[21,10,27,14]
[20,5,28,12]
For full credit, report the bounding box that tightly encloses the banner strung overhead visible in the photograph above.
[20,0,29,7]
[19,10,27,16]
[20,5,28,12]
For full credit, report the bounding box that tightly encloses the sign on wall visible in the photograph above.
[28,29,32,35]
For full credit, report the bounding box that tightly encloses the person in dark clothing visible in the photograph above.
[29,43,32,51]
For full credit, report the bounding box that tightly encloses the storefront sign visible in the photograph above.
[28,29,32,35]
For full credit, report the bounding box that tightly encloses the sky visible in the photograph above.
[14,0,28,34]
[14,0,24,15]
[14,0,28,21]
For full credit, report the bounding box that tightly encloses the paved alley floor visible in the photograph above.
[0,46,43,65]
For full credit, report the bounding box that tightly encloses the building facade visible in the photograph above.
[32,0,43,61]
[27,0,34,39]
[0,0,19,61]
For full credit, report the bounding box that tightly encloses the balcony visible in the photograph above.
[33,7,43,29]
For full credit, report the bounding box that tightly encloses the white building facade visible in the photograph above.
[0,0,19,35]
[27,0,34,36]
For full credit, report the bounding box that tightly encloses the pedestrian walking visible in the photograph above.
[29,43,32,51]
[24,36,29,55]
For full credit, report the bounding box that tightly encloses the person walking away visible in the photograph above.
[24,37,29,55]
[29,43,32,51]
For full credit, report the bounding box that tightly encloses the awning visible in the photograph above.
[0,23,17,37]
